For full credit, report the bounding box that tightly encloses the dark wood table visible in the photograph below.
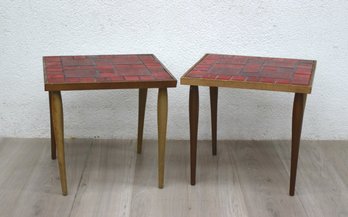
[180,53,316,196]
[43,54,177,195]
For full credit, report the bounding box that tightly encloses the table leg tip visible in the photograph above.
[289,190,295,196]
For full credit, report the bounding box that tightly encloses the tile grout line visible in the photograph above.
[68,139,94,217]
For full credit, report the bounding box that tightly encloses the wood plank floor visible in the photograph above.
[0,138,347,217]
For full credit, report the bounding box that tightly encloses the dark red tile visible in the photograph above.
[140,76,155,81]
[260,77,275,83]
[64,69,97,78]
[296,67,312,75]
[247,76,259,82]
[124,76,139,81]
[231,76,246,81]
[216,75,231,80]
[45,57,60,62]
[275,79,290,84]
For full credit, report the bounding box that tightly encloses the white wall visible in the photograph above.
[1,0,347,140]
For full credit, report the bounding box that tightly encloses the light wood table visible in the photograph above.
[181,53,316,196]
[43,54,177,195]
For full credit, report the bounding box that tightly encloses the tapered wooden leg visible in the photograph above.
[137,88,147,154]
[49,92,56,160]
[51,91,68,195]
[157,88,168,188]
[210,87,218,156]
[189,86,199,185]
[289,93,307,196]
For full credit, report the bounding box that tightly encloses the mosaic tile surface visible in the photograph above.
[43,54,175,84]
[185,54,315,86]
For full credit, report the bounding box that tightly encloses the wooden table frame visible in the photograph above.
[44,54,176,195]
[181,54,316,196]
[48,88,169,195]
[188,86,306,196]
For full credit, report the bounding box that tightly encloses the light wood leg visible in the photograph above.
[51,91,68,195]
[49,92,56,160]
[289,93,307,196]
[157,88,168,188]
[210,87,218,156]
[137,88,147,154]
[189,86,199,185]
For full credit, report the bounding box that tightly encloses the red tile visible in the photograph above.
[231,76,245,81]
[275,79,290,84]
[194,64,211,71]
[292,78,309,85]
[65,77,81,83]
[64,69,97,78]
[99,71,115,78]
[260,77,275,83]
[48,74,64,79]
[124,76,139,81]
[216,75,231,80]
[247,76,259,82]
[140,76,154,81]
[44,56,61,62]
[296,67,311,75]
[62,58,94,66]
[243,64,261,73]
[80,77,96,82]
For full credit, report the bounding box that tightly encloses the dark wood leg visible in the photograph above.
[157,88,168,188]
[51,91,68,195]
[289,93,307,196]
[189,86,199,185]
[49,92,56,160]
[210,87,218,156]
[137,88,147,154]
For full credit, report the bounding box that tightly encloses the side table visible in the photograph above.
[180,53,316,196]
[43,54,177,195]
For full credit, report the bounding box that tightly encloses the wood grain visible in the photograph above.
[157,88,168,188]
[1,138,348,217]
[49,92,56,160]
[209,87,218,155]
[0,138,91,217]
[69,139,136,217]
[137,88,148,154]
[275,141,348,217]
[189,86,199,185]
[229,140,308,217]
[290,93,307,196]
[51,91,67,195]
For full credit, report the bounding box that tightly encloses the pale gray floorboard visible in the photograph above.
[129,140,189,217]
[69,139,136,217]
[0,138,91,217]
[187,141,249,217]
[229,140,308,217]
[1,138,348,217]
[275,140,348,217]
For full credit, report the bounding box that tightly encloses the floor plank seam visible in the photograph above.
[68,140,94,217]
[273,142,311,217]
[227,143,250,217]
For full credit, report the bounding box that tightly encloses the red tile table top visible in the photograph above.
[181,54,316,93]
[43,54,177,91]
